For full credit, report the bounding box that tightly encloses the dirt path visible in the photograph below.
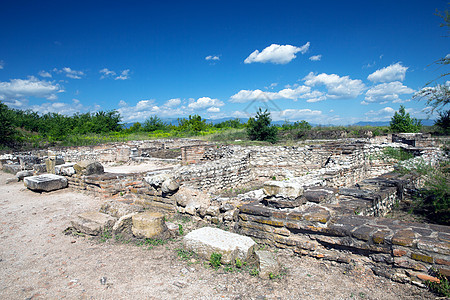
[0,172,436,300]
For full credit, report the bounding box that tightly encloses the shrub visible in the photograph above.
[435,109,450,135]
[246,108,278,143]
[389,105,422,133]
[209,252,222,269]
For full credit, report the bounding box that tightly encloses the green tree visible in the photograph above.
[246,108,278,143]
[435,109,450,134]
[389,105,422,133]
[177,115,208,133]
[0,102,16,147]
[143,116,168,132]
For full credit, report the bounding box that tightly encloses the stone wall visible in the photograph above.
[181,144,216,165]
[176,154,253,193]
[237,171,450,284]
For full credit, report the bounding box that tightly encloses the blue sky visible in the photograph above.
[0,0,448,125]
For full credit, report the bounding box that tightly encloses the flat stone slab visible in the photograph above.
[71,211,117,235]
[24,174,68,192]
[183,227,256,264]
[263,181,303,200]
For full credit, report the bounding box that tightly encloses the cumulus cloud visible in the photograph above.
[244,43,310,64]
[309,55,322,61]
[0,76,63,107]
[53,67,85,79]
[38,70,52,78]
[205,55,220,61]
[115,69,130,80]
[367,62,408,83]
[275,108,322,120]
[100,68,130,80]
[188,97,224,110]
[100,68,116,79]
[207,107,220,113]
[365,81,415,104]
[303,72,366,99]
[229,85,322,103]
[27,98,92,115]
[117,99,192,122]
[164,98,181,107]
[364,107,396,121]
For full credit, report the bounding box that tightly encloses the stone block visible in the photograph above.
[263,181,303,200]
[74,160,104,175]
[392,229,416,247]
[132,211,168,239]
[112,213,137,236]
[33,163,47,174]
[24,174,68,192]
[2,164,21,174]
[161,177,179,194]
[15,170,34,181]
[71,211,117,235]
[173,187,210,214]
[256,250,280,279]
[262,196,305,209]
[304,187,337,203]
[55,163,76,176]
[183,227,256,264]
[100,200,144,218]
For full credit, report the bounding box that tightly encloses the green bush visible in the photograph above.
[246,108,278,143]
[435,110,450,135]
[209,252,222,269]
[390,105,422,133]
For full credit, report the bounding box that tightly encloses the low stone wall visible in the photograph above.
[181,144,216,165]
[237,172,450,283]
[176,155,253,193]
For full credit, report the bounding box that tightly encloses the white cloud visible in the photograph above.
[207,107,220,113]
[100,68,116,79]
[99,68,130,80]
[244,43,310,64]
[38,70,52,78]
[205,55,220,61]
[115,69,130,80]
[303,72,366,99]
[28,99,89,115]
[164,98,181,107]
[118,99,127,107]
[275,108,322,120]
[309,55,322,61]
[0,76,63,106]
[188,97,224,110]
[365,106,395,116]
[365,81,415,103]
[230,85,321,103]
[367,62,408,83]
[54,67,85,79]
[0,60,4,69]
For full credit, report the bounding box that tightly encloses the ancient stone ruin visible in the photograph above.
[0,133,448,286]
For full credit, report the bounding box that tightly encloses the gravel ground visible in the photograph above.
[0,172,437,300]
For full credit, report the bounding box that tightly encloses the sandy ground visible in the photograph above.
[0,171,437,300]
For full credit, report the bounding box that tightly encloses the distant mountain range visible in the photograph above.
[123,118,436,129]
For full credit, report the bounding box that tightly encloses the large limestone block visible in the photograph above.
[55,163,76,176]
[71,211,117,235]
[263,181,304,200]
[174,187,211,215]
[74,160,104,176]
[144,173,179,194]
[183,227,256,264]
[132,211,168,239]
[2,164,22,174]
[256,250,280,279]
[24,174,68,192]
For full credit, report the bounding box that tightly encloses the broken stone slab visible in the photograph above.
[183,227,256,264]
[256,250,280,279]
[262,196,305,208]
[24,174,68,192]
[132,211,169,239]
[174,187,211,215]
[71,211,117,235]
[74,160,104,176]
[99,200,144,218]
[112,212,138,237]
[263,181,304,200]
[15,170,34,181]
[304,187,337,203]
[55,163,76,176]
[144,173,179,194]
[2,164,22,174]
